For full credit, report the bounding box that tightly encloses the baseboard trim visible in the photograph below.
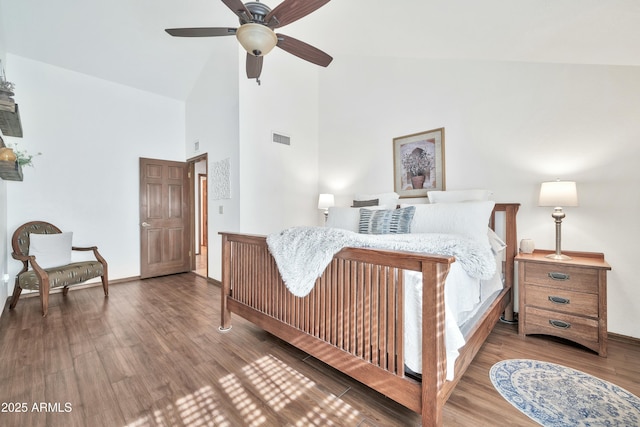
[9,275,142,300]
[207,277,222,287]
[608,332,640,346]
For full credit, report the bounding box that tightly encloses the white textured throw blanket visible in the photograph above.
[266,227,496,297]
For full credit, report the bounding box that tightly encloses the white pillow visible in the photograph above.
[487,227,507,255]
[427,189,491,203]
[325,207,360,232]
[401,201,495,243]
[354,192,399,209]
[28,232,73,269]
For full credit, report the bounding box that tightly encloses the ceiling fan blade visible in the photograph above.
[266,0,330,28]
[221,0,253,23]
[276,34,333,67]
[165,27,237,37]
[246,54,263,79]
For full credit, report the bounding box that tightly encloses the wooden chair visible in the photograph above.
[9,221,108,317]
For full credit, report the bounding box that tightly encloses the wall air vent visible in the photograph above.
[272,132,291,146]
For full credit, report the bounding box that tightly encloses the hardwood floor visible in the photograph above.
[1,274,638,426]
[194,246,207,277]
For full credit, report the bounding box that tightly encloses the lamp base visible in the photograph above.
[545,253,572,261]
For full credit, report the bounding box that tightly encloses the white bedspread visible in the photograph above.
[266,226,496,297]
[404,266,472,380]
[266,226,499,381]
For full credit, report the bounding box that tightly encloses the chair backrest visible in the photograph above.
[12,221,62,257]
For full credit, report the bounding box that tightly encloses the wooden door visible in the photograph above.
[139,157,191,279]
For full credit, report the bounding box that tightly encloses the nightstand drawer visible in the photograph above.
[524,284,598,317]
[523,263,598,293]
[524,306,599,344]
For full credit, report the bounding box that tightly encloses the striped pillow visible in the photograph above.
[359,206,415,234]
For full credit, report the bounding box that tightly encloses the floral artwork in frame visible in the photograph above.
[393,127,445,198]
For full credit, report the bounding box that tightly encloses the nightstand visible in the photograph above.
[516,250,611,356]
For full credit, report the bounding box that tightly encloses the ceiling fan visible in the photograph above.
[166,0,333,84]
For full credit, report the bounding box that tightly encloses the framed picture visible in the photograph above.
[393,127,445,198]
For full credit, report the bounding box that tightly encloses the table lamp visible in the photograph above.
[318,193,335,221]
[538,180,578,260]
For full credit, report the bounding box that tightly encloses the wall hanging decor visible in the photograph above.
[393,127,445,198]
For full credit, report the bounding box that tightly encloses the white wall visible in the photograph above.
[185,45,240,282]
[318,56,640,338]
[185,46,321,282]
[5,55,185,284]
[0,9,11,304]
[238,50,321,235]
[0,178,6,305]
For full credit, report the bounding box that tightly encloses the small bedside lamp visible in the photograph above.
[539,180,578,260]
[318,193,335,221]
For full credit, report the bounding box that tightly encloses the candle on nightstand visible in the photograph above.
[519,239,535,254]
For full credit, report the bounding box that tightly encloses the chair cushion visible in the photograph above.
[28,232,73,269]
[18,261,104,291]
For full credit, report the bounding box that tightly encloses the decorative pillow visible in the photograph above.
[326,206,386,232]
[351,198,379,208]
[427,189,491,203]
[401,201,495,243]
[28,232,73,269]
[359,206,416,235]
[354,192,399,209]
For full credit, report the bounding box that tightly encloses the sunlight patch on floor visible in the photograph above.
[241,354,315,411]
[295,394,362,426]
[219,369,267,425]
[127,354,363,426]
[126,385,231,427]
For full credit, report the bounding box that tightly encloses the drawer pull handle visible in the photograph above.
[549,319,571,329]
[548,296,570,305]
[548,272,570,281]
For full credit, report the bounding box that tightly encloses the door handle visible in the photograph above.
[141,222,151,227]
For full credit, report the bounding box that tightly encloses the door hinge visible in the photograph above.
[189,251,192,257]
[188,172,192,178]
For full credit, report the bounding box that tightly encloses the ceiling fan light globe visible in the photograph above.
[236,23,277,57]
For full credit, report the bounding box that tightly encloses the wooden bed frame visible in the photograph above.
[220,203,519,426]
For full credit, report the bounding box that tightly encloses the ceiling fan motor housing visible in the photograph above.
[242,2,272,24]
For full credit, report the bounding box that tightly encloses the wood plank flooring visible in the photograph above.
[0,273,638,426]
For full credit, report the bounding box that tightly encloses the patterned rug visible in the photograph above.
[490,359,640,426]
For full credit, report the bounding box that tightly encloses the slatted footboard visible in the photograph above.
[220,203,519,427]
[220,233,456,423]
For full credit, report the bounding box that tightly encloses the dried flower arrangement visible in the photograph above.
[401,148,434,177]
[9,143,41,167]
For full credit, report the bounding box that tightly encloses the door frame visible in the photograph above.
[188,153,208,274]
[139,157,192,279]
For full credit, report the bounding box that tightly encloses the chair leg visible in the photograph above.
[40,278,50,317]
[8,280,22,310]
[62,287,69,296]
[101,274,109,296]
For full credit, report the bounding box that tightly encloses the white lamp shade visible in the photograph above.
[236,23,278,56]
[318,193,335,210]
[538,181,579,207]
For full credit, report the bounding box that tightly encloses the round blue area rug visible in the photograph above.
[490,359,640,426]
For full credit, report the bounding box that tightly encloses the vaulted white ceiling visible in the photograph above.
[1,0,639,100]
